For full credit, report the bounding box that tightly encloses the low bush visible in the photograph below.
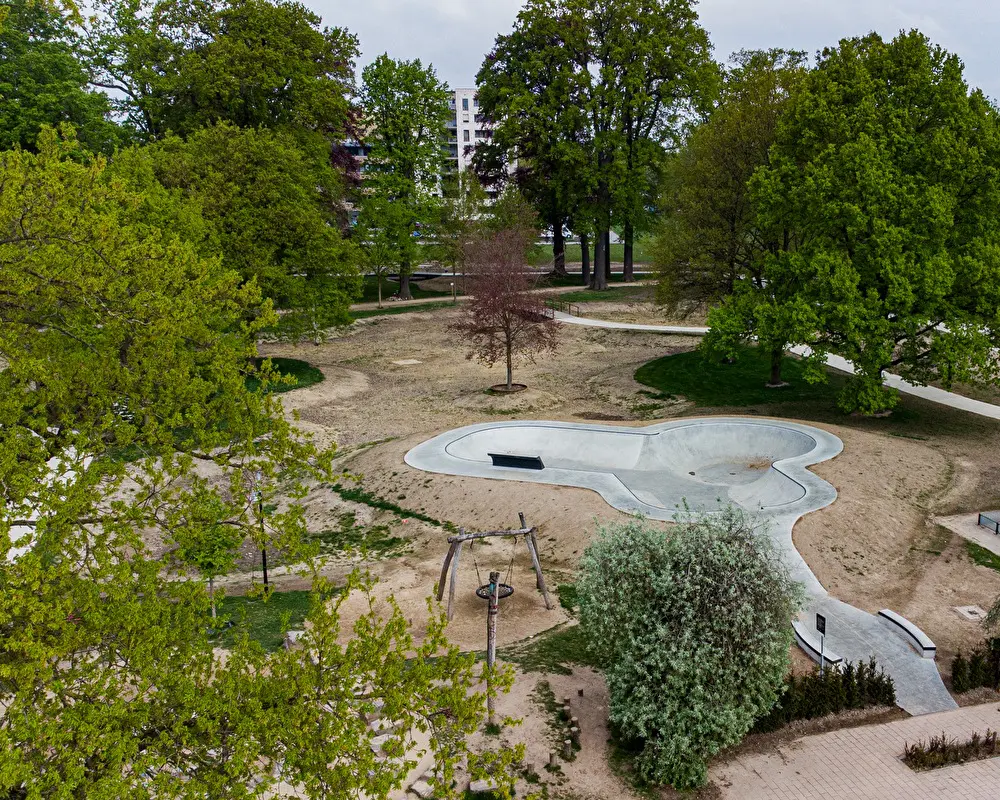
[752,658,896,733]
[903,729,999,770]
[950,639,1000,693]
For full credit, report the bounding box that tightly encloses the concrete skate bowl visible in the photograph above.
[404,417,842,520]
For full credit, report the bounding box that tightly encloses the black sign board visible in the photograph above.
[816,613,827,635]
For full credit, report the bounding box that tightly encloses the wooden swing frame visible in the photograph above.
[436,512,554,620]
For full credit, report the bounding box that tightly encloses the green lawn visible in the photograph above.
[360,275,451,303]
[550,285,654,304]
[966,540,1000,573]
[246,357,324,394]
[351,300,458,320]
[527,239,655,268]
[634,345,847,408]
[217,589,312,652]
[498,623,598,675]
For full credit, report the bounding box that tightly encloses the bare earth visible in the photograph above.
[248,305,1000,798]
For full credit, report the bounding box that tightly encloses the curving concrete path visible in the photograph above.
[552,310,1000,420]
[407,416,957,715]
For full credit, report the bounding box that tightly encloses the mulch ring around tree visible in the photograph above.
[488,383,528,394]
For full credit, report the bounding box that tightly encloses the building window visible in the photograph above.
[462,98,469,111]
[463,130,470,142]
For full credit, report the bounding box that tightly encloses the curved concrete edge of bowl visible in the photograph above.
[404,416,958,714]
[404,417,843,528]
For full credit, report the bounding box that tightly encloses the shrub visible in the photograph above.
[952,651,970,693]
[577,510,802,789]
[903,729,999,770]
[752,658,896,733]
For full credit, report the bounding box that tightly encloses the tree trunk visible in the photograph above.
[623,223,634,282]
[377,274,383,309]
[209,575,216,619]
[603,230,611,283]
[580,233,591,287]
[552,222,567,276]
[768,347,784,386]
[594,230,608,290]
[398,263,412,300]
[506,340,513,389]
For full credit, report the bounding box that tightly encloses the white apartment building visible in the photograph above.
[447,88,494,175]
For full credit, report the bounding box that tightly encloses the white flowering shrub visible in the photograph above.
[578,509,802,788]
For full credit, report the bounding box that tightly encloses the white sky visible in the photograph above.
[308,0,1000,100]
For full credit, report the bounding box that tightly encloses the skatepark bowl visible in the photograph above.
[405,417,959,715]
[404,417,840,519]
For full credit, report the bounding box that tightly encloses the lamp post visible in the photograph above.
[450,281,456,304]
[253,470,269,593]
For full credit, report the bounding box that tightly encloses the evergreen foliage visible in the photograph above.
[950,639,1000,693]
[752,659,897,733]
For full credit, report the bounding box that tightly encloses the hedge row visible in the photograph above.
[951,638,1000,693]
[753,659,896,733]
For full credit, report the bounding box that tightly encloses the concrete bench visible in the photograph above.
[792,620,843,669]
[877,609,936,659]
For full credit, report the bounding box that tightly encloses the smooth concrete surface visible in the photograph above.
[551,310,1000,421]
[406,417,957,714]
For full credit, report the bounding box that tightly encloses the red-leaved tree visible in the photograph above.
[451,226,559,390]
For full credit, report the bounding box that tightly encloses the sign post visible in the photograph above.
[816,613,827,676]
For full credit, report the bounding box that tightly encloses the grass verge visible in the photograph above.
[247,357,324,394]
[330,482,456,531]
[499,623,598,675]
[967,540,1000,572]
[217,589,312,652]
[352,301,457,320]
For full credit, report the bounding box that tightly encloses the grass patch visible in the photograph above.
[549,285,654,304]
[330,482,456,531]
[216,590,312,652]
[967,540,1000,572]
[635,345,846,408]
[527,240,654,267]
[247,357,324,394]
[351,300,456,320]
[556,583,579,615]
[360,276,451,303]
[498,623,598,675]
[306,511,408,558]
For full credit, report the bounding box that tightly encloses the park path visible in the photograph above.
[553,309,971,715]
[551,311,1000,421]
[712,701,1000,799]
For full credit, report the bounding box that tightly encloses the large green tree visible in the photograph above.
[578,511,800,789]
[0,0,120,152]
[0,131,509,797]
[717,31,1000,413]
[478,0,714,288]
[83,0,358,141]
[358,54,451,300]
[122,123,361,337]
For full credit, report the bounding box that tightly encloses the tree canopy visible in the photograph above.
[0,0,121,152]
[83,0,359,141]
[358,54,451,300]
[0,131,505,798]
[578,511,800,789]
[710,31,1000,412]
[125,123,361,336]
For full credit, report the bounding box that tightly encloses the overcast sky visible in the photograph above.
[308,0,1000,100]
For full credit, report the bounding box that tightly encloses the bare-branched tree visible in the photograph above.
[451,226,559,390]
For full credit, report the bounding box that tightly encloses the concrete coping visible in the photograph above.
[792,620,844,669]
[877,609,937,659]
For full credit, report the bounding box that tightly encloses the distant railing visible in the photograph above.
[978,512,1000,535]
[543,299,581,318]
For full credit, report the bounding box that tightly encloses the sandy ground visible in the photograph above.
[245,306,1000,796]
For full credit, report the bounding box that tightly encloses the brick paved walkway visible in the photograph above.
[712,703,1000,799]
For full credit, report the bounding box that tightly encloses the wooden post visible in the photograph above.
[526,531,553,609]
[486,570,501,726]
[436,540,458,602]
[446,537,464,621]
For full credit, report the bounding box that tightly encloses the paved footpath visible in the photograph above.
[713,702,1000,799]
[552,311,1000,421]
